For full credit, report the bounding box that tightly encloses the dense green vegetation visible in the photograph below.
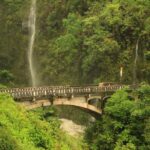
[0,94,87,150]
[0,0,150,150]
[85,85,150,150]
[0,0,30,86]
[0,0,149,86]
[36,0,150,85]
[0,85,149,150]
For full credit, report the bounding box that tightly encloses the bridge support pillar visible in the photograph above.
[71,94,74,98]
[32,97,36,102]
[49,98,53,105]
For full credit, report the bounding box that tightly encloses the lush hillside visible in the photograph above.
[0,1,149,150]
[0,94,88,150]
[0,0,150,86]
[0,85,149,150]
[84,84,150,150]
[0,0,30,86]
[35,0,150,85]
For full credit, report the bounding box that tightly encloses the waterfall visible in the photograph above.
[133,38,140,84]
[28,0,37,87]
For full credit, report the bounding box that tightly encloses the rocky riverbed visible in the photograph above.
[60,118,86,137]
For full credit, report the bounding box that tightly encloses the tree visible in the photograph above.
[85,85,150,149]
[0,70,14,86]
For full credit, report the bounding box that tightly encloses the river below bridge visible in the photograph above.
[59,118,86,137]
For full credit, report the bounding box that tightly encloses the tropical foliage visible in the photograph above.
[0,94,87,150]
[0,0,150,150]
[0,0,149,86]
[85,85,150,150]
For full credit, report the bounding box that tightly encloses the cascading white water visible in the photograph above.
[133,38,139,84]
[28,0,37,86]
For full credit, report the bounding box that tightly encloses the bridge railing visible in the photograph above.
[0,85,130,100]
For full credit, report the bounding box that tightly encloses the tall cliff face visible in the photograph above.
[0,1,30,86]
[35,0,150,86]
[0,0,149,87]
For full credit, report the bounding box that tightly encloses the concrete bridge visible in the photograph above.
[0,85,129,115]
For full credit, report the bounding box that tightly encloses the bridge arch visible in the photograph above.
[102,95,111,101]
[87,96,102,103]
[87,96,102,109]
[20,99,102,115]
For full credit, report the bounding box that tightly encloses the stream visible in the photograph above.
[59,118,86,137]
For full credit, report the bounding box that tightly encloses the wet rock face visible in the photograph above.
[60,118,86,137]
